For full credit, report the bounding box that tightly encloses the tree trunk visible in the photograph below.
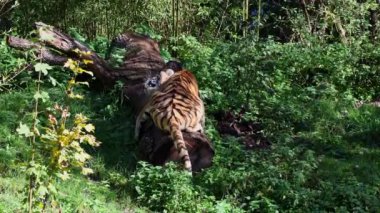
[370,7,378,43]
[6,22,214,172]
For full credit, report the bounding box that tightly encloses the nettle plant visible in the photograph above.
[17,49,100,212]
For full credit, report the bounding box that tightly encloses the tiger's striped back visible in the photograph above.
[135,70,205,172]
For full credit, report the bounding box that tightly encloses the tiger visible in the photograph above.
[135,70,205,172]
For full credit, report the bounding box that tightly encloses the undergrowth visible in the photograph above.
[1,29,380,212]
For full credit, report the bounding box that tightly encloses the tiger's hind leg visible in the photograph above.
[170,126,192,172]
[178,144,192,172]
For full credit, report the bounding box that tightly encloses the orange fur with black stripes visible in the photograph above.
[135,70,205,172]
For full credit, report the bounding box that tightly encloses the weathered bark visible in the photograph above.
[7,22,214,172]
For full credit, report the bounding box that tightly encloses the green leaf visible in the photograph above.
[34,91,50,102]
[37,185,48,197]
[49,76,58,86]
[74,152,90,162]
[16,122,33,137]
[47,183,58,195]
[84,124,95,132]
[34,63,52,75]
[57,171,70,180]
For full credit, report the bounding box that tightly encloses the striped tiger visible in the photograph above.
[135,70,205,172]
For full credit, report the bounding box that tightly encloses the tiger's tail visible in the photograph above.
[169,123,192,172]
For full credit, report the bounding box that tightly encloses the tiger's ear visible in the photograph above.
[166,68,174,76]
[160,69,175,84]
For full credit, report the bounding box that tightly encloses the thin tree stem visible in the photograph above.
[257,0,261,39]
[28,49,43,213]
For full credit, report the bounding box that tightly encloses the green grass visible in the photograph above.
[1,80,380,212]
[0,175,25,212]
[0,174,136,212]
[0,83,141,212]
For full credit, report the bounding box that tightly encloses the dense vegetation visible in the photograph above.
[1,0,380,212]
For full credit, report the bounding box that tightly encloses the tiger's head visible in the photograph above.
[165,60,182,72]
[144,60,183,95]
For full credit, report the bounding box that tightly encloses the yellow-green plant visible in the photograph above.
[17,49,100,212]
[42,104,100,179]
[64,49,94,100]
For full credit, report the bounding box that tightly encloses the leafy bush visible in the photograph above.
[130,162,247,212]
[168,34,380,212]
[130,162,215,212]
[0,39,30,91]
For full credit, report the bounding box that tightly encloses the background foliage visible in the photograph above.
[1,0,380,212]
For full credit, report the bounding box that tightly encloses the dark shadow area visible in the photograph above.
[214,109,271,150]
[78,91,138,175]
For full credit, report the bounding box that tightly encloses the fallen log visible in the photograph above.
[7,22,214,172]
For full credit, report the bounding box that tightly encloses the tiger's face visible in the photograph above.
[144,75,159,96]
